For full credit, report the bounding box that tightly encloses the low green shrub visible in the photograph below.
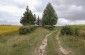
[44,26,55,30]
[60,26,80,36]
[19,26,28,35]
[60,26,73,35]
[19,26,37,35]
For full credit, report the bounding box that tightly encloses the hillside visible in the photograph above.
[0,25,85,55]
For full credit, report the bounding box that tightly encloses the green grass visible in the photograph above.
[60,35,85,55]
[0,25,85,55]
[45,29,62,55]
[0,27,50,55]
[59,25,85,55]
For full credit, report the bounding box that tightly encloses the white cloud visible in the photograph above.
[71,20,85,25]
[33,12,42,18]
[14,0,27,3]
[14,0,40,12]
[57,18,85,26]
[57,18,70,25]
[68,5,83,12]
[0,5,25,16]
[0,0,85,25]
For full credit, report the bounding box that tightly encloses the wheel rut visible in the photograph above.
[38,31,55,55]
[56,32,71,55]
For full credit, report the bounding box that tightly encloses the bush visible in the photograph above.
[19,26,37,35]
[44,26,55,30]
[60,26,73,35]
[60,26,80,36]
[19,26,29,35]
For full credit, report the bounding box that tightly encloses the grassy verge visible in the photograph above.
[45,29,62,55]
[60,34,85,55]
[0,27,50,55]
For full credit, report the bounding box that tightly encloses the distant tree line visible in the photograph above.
[20,3,58,26]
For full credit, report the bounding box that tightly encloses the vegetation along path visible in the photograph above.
[56,31,71,55]
[38,31,55,55]
[0,27,51,55]
[45,30,61,55]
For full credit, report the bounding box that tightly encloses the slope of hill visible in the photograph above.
[0,25,85,55]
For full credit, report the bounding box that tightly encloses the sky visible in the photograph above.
[0,0,85,25]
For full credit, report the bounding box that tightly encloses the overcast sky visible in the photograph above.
[0,0,85,25]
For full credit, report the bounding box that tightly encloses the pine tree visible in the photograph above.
[33,14,36,24]
[37,16,40,25]
[20,6,36,25]
[42,3,58,26]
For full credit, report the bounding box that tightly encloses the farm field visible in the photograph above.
[0,26,20,35]
[0,25,85,55]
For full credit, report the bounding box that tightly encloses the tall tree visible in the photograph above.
[42,3,58,26]
[37,16,40,25]
[20,6,36,25]
[33,14,36,24]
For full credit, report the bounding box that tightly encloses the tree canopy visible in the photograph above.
[42,3,58,26]
[20,6,36,25]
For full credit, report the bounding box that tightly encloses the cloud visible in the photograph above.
[57,18,70,25]
[0,5,25,16]
[57,18,85,26]
[0,11,20,25]
[68,5,83,12]
[0,0,85,25]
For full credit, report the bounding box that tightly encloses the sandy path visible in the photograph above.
[38,31,54,55]
[56,32,71,55]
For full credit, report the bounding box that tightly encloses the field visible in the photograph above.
[59,25,85,55]
[0,26,20,35]
[0,25,85,55]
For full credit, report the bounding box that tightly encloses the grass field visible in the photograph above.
[59,25,85,55]
[60,35,85,55]
[0,27,51,55]
[0,25,85,55]
[45,30,62,55]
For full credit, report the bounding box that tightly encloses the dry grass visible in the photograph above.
[59,25,85,55]
[0,27,51,55]
[0,26,20,35]
[0,25,85,55]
